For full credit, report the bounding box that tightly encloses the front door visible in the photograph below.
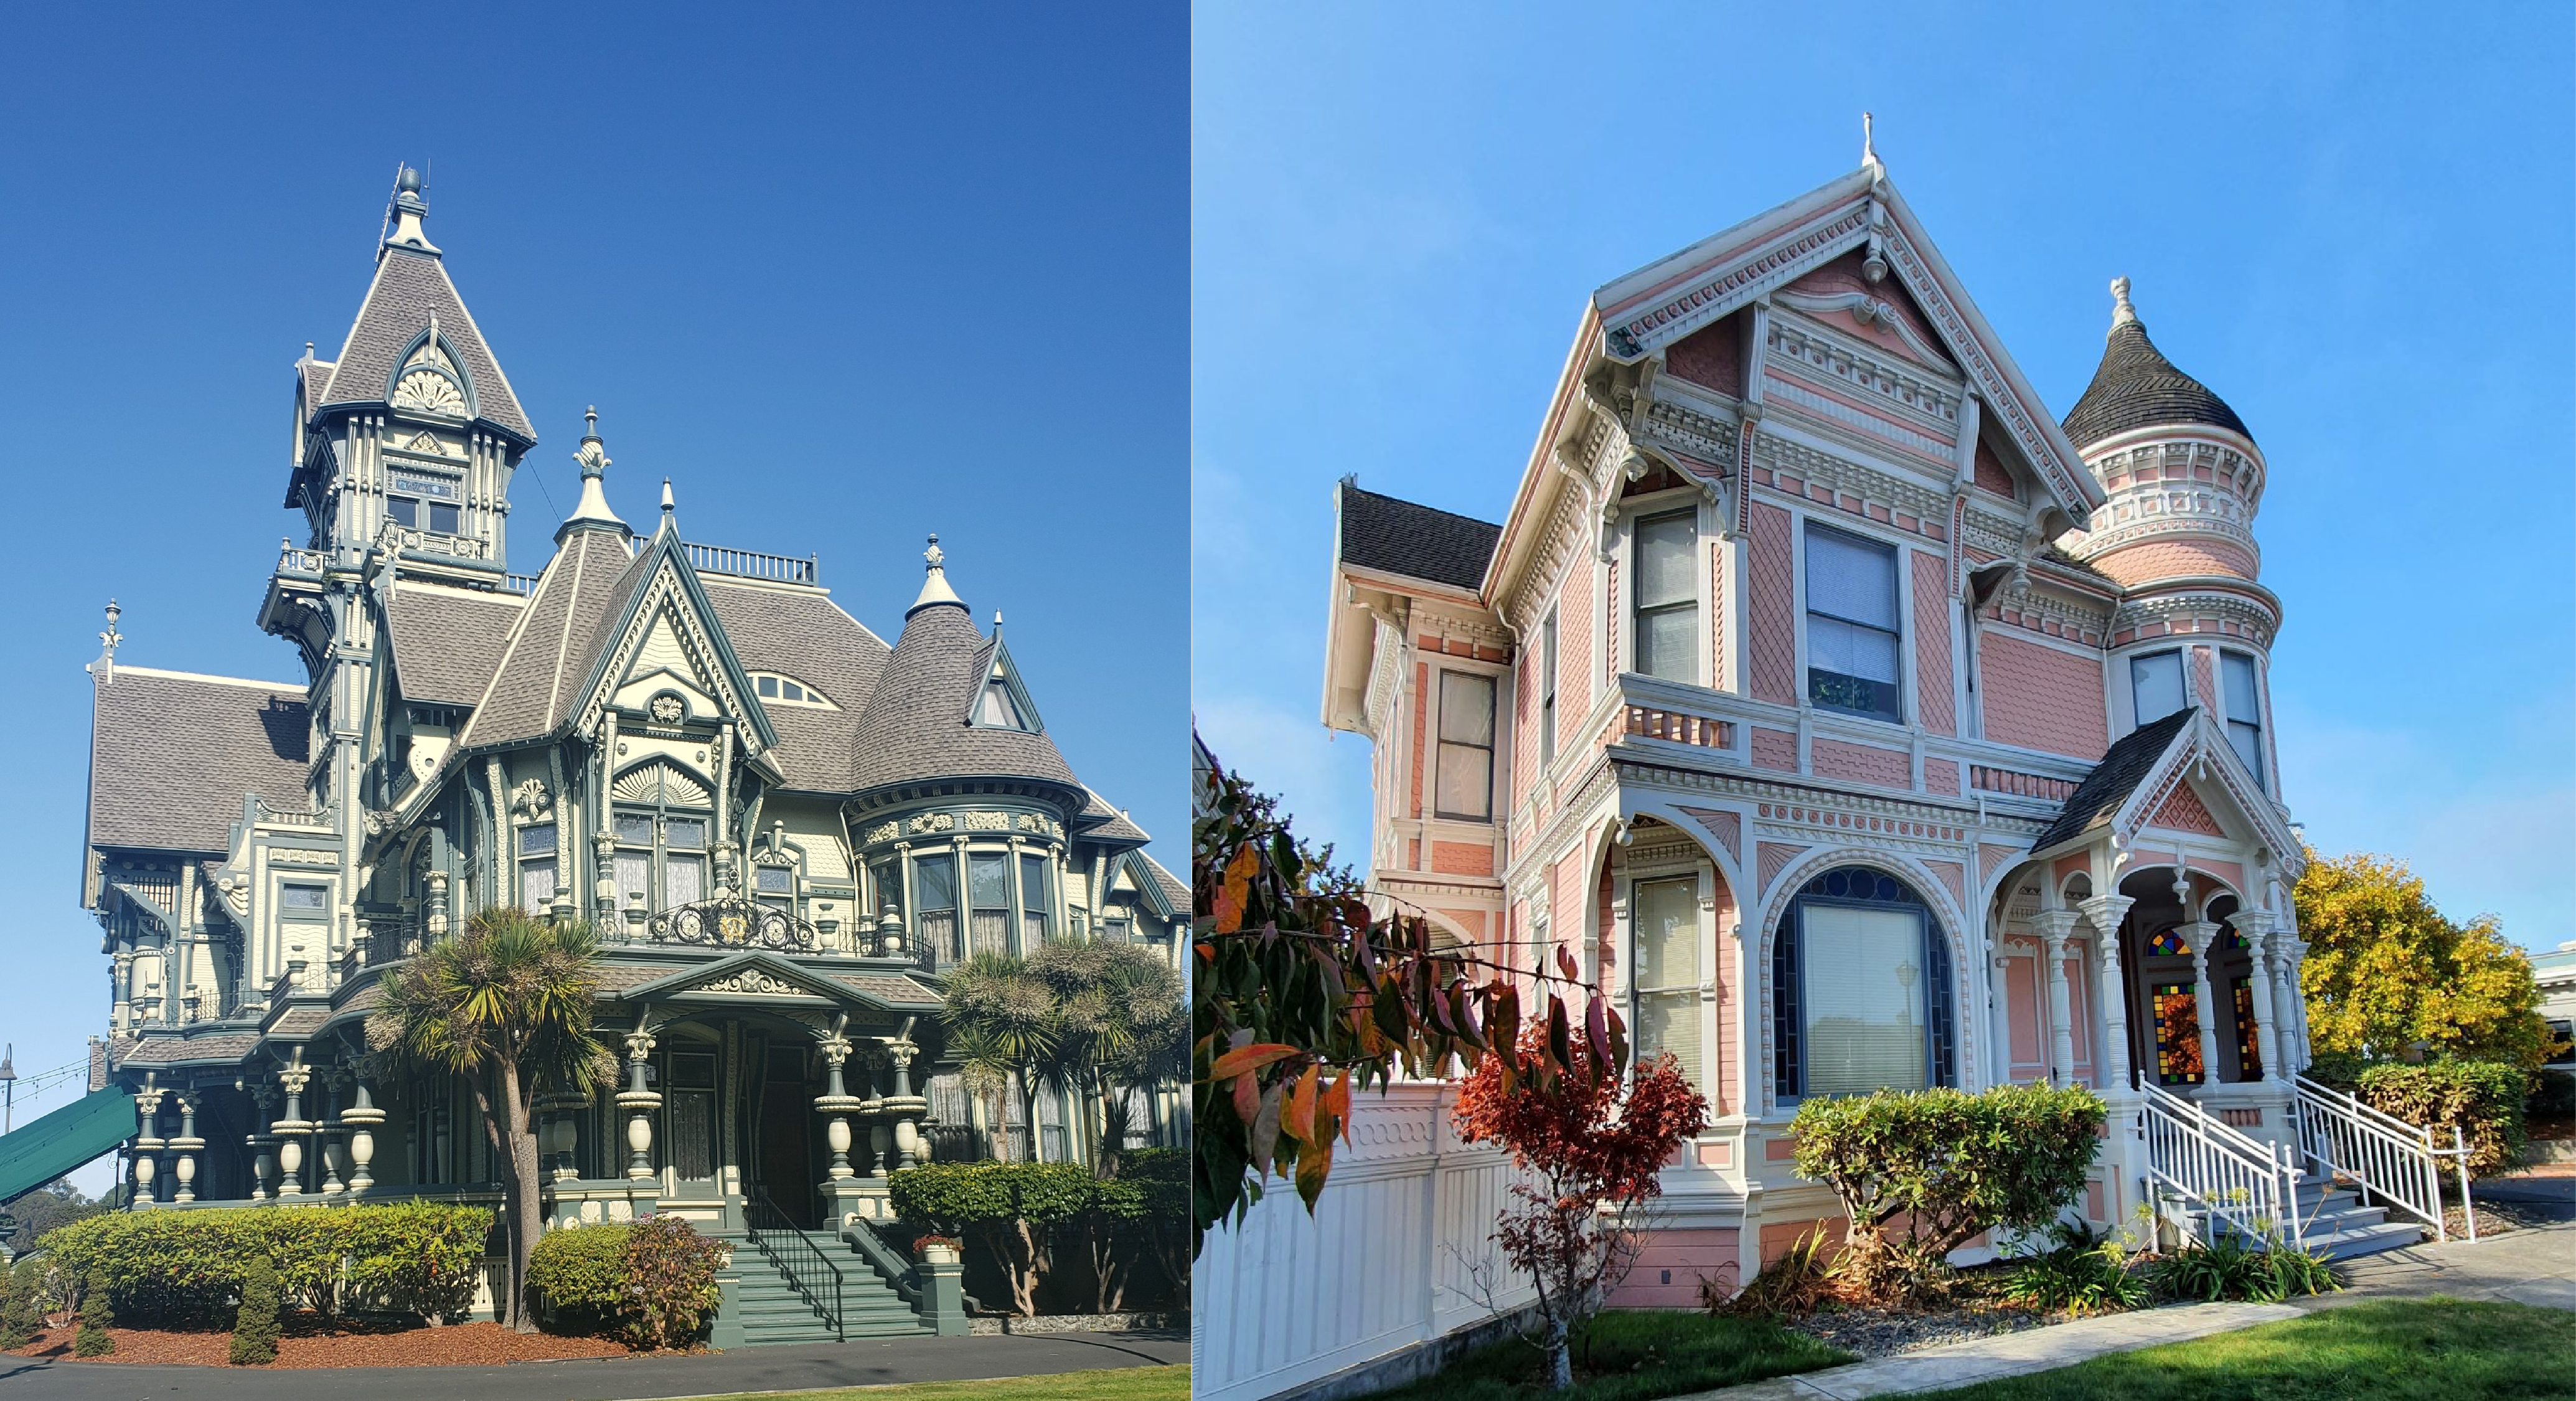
[753,1040,817,1226]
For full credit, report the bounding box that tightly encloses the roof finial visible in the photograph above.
[385,163,440,255]
[925,534,945,571]
[1861,111,1883,178]
[910,533,964,614]
[560,407,627,534]
[90,598,123,684]
[660,478,675,516]
[2110,275,2137,329]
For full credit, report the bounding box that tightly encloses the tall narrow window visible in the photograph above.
[2131,649,2186,726]
[1539,609,1559,768]
[916,855,959,965]
[519,823,558,914]
[1020,853,1051,946]
[2221,651,2263,788]
[1805,525,1901,723]
[1774,869,1952,1102]
[1631,879,1703,1093]
[969,852,1012,956]
[613,813,654,930]
[1434,671,1496,821]
[869,859,901,920]
[1633,511,1699,683]
[663,818,706,908]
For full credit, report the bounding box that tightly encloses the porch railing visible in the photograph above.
[746,1187,844,1340]
[2135,1073,2305,1248]
[2291,1073,2472,1243]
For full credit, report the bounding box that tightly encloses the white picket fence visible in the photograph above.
[1191,1083,1535,1401]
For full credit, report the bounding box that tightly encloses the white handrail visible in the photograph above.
[2292,1073,2470,1243]
[2134,1073,2305,1248]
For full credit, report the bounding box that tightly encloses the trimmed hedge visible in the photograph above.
[39,1200,492,1326]
[2356,1060,2528,1176]
[888,1162,1100,1316]
[228,1255,281,1366]
[525,1215,723,1349]
[1791,1083,2106,1300]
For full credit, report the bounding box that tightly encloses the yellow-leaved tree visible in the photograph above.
[2295,847,2554,1073]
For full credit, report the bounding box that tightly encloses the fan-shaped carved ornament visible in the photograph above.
[611,760,710,806]
[393,369,466,415]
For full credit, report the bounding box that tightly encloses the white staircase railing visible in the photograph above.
[2291,1073,2473,1243]
[2134,1073,2306,1248]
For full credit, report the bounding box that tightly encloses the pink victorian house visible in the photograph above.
[1320,157,2445,1302]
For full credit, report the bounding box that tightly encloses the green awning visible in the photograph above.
[0,1087,131,1206]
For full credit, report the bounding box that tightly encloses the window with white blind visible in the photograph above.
[2132,649,2186,726]
[1539,609,1559,768]
[519,823,558,914]
[1630,878,1703,1092]
[2221,650,2263,789]
[916,854,959,964]
[1774,868,1953,1103]
[1805,524,1902,723]
[1632,511,1699,683]
[1434,671,1496,820]
[970,852,1012,956]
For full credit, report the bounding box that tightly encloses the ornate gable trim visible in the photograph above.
[616,951,848,1006]
[573,535,780,755]
[2108,712,2300,875]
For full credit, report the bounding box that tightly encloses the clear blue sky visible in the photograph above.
[1193,6,2574,952]
[0,4,1184,1164]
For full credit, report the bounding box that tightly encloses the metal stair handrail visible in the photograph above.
[842,1215,926,1309]
[2291,1073,2473,1243]
[2133,1072,2305,1248]
[745,1188,845,1340]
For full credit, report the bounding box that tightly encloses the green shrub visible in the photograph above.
[527,1216,723,1349]
[37,1200,492,1326]
[0,1257,38,1349]
[2150,1234,2339,1303]
[2000,1220,2149,1316]
[1714,1225,1839,1319]
[1789,1083,2106,1301]
[73,1270,113,1357]
[890,1162,1097,1316]
[227,1255,281,1366]
[2356,1060,2529,1176]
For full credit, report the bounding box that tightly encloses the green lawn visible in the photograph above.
[715,1363,1188,1401]
[1360,1310,1852,1401]
[1920,1299,2576,1400]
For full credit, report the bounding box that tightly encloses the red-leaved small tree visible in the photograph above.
[1454,1028,1709,1391]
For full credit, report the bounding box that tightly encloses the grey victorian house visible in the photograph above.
[69,169,1182,1332]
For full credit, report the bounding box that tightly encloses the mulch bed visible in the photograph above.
[2443,1197,2557,1237]
[1786,1298,2054,1357]
[4,1314,633,1368]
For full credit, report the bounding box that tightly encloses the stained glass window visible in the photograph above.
[2146,928,2192,958]
[2152,981,2204,1085]
[1773,868,1953,1101]
[2232,977,2262,1081]
[2219,927,2249,952]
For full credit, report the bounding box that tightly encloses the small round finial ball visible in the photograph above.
[397,166,423,194]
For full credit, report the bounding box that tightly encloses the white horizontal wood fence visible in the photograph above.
[1192,1083,1535,1401]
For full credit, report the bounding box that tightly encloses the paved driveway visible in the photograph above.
[0,1326,1187,1401]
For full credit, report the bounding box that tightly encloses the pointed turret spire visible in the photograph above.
[558,405,629,541]
[1861,111,1884,180]
[383,164,440,257]
[2061,276,2252,448]
[88,598,123,684]
[911,534,964,615]
[2110,275,2138,329]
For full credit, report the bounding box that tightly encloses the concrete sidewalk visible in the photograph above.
[0,1326,1187,1401]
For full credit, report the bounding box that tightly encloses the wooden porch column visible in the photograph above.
[2234,909,2285,1082]
[1986,945,2013,1085]
[2032,910,2080,1085]
[2079,894,2136,1089]
[2180,922,2226,1082]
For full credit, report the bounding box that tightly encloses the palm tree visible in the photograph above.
[366,909,616,1332]
[1027,939,1185,1172]
[939,951,1062,1161]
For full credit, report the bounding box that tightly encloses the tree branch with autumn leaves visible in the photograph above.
[1192,759,1629,1248]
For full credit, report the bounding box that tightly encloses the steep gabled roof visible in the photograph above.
[317,247,534,442]
[1075,789,1150,845]
[2029,709,2196,853]
[384,580,523,707]
[88,667,310,853]
[1336,480,1501,592]
[451,527,638,751]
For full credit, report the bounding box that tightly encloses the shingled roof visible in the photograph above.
[848,587,1077,796]
[89,668,311,853]
[703,578,890,793]
[317,247,535,441]
[385,580,523,707]
[1337,480,1502,592]
[1075,789,1150,844]
[2061,285,2250,450]
[452,527,640,750]
[2029,708,2197,852]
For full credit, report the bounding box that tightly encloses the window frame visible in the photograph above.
[1773,869,1954,1106]
[1538,608,1559,770]
[518,821,560,915]
[2130,648,2187,728]
[1432,669,1497,822]
[1627,875,1706,1094]
[2219,649,2265,790]
[1801,521,1904,725]
[1630,508,1701,684]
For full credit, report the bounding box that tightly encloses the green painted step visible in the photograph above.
[0,1088,130,1207]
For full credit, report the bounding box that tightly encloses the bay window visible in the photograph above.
[1020,853,1051,945]
[1632,511,1699,682]
[969,852,1011,956]
[916,855,960,964]
[2131,649,2185,726]
[1434,671,1496,821]
[2221,650,2263,788]
[1805,524,1902,723]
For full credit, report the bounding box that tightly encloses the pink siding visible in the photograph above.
[2092,538,2259,586]
[1757,842,1809,894]
[1746,502,1797,704]
[1925,757,1960,795]
[1409,661,1429,818]
[1711,531,1729,689]
[1922,860,1965,912]
[1511,645,1536,800]
[1911,550,1955,736]
[2006,957,2044,1080]
[1431,841,1494,876]
[1812,737,1909,789]
[1553,853,1587,972]
[1785,252,1955,369]
[1558,565,1595,752]
[1612,1229,1742,1308]
[1973,437,2016,499]
[1436,908,1487,940]
[1681,806,1742,864]
[2064,956,2094,1085]
[1666,313,1745,395]
[1750,726,1797,772]
[1979,634,2108,759]
[2191,646,2219,713]
[1713,872,1738,1116]
[1596,865,1617,999]
[2148,783,2225,837]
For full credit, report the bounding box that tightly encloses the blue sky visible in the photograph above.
[1193,6,2574,951]
[0,5,1184,1170]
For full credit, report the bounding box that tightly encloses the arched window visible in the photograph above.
[609,760,713,925]
[1774,867,1955,1102]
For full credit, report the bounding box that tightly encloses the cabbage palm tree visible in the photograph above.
[939,951,1063,1161]
[366,909,615,1332]
[1028,939,1185,1171]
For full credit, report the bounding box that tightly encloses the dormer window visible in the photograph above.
[751,672,834,708]
[975,680,1025,729]
[969,654,1040,732]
